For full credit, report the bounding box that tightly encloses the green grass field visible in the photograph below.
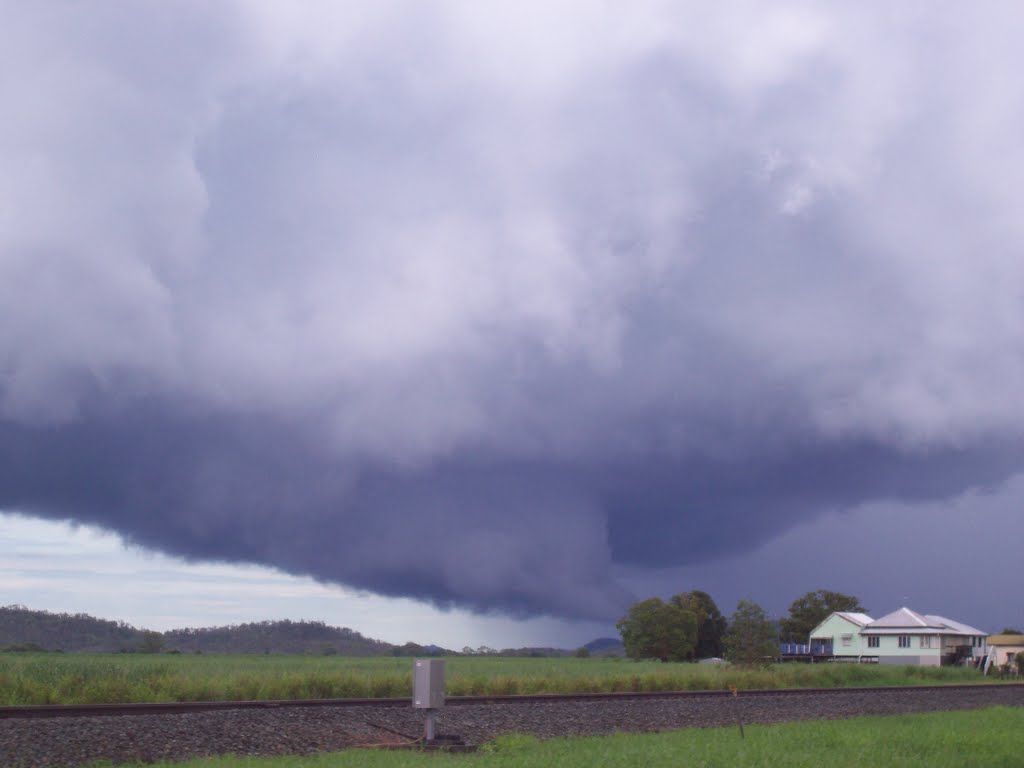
[112,706,1024,768]
[0,653,1001,705]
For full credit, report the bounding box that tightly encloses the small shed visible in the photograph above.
[986,634,1024,669]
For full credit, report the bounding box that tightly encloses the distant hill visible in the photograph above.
[583,637,625,656]
[1,604,599,657]
[0,605,403,655]
[163,619,392,655]
[496,646,572,657]
[0,605,143,652]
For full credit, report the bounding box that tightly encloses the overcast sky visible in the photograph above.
[2,2,1023,645]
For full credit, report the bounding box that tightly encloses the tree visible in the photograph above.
[575,646,591,658]
[779,590,867,643]
[1000,628,1023,635]
[392,641,425,657]
[137,630,164,654]
[671,591,727,660]
[723,600,778,666]
[616,597,697,662]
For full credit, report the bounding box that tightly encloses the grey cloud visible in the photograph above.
[2,3,1024,621]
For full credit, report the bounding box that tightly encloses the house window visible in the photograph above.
[919,636,932,649]
[841,634,852,647]
[898,635,911,648]
[867,636,879,648]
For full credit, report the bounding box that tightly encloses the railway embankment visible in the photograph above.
[2,684,1023,767]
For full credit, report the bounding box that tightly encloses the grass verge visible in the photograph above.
[111,706,1024,768]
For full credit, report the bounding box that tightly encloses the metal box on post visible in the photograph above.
[413,659,445,709]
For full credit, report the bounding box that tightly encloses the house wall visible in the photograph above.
[941,635,987,659]
[990,644,1024,666]
[810,615,870,656]
[868,634,943,665]
[971,638,989,658]
[879,654,941,666]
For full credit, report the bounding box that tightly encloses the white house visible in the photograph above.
[806,607,987,666]
[859,607,987,666]
[808,612,875,658]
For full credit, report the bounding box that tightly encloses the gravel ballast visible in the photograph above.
[3,686,1023,767]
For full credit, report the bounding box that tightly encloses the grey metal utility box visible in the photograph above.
[413,659,445,708]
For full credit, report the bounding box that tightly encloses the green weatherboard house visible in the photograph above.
[808,611,874,657]
[809,607,987,666]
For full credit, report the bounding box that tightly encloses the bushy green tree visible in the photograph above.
[779,590,867,643]
[137,630,164,654]
[723,600,778,666]
[616,597,697,662]
[671,590,727,660]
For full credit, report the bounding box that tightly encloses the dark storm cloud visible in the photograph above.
[3,2,1024,620]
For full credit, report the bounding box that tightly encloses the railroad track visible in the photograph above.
[4,682,1022,719]
[5,683,1023,767]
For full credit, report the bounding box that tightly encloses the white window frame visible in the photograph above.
[898,635,911,648]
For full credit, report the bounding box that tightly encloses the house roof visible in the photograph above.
[808,611,876,640]
[925,614,986,637]
[987,634,1024,645]
[861,607,985,636]
[867,607,935,628]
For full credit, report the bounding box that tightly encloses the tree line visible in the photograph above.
[616,589,867,664]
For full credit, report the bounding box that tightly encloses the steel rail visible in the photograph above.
[2,682,1021,719]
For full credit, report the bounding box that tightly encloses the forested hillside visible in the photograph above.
[0,606,589,656]
[583,637,626,656]
[0,605,142,652]
[163,619,392,655]
[0,606,397,655]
